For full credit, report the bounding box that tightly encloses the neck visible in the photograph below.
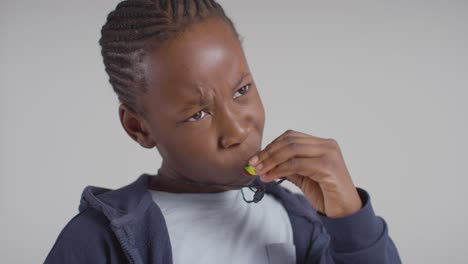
[149,168,259,194]
[149,174,241,193]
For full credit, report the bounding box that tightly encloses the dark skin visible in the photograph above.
[119,17,362,218]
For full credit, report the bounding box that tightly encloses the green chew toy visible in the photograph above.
[244,164,257,176]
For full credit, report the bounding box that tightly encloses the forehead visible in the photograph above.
[141,18,248,114]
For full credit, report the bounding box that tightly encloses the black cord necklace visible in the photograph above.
[157,173,287,203]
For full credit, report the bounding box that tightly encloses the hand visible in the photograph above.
[249,130,362,218]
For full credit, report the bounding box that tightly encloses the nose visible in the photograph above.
[218,108,249,149]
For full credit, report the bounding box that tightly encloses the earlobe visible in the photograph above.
[118,103,156,149]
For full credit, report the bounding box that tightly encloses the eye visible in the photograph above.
[233,84,251,99]
[186,110,209,123]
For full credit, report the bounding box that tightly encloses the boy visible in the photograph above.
[45,0,401,263]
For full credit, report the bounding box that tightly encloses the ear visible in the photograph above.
[118,103,156,149]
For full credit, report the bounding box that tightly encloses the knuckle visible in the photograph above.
[326,138,339,148]
[268,154,279,165]
[265,147,274,157]
[283,136,294,143]
[288,142,299,151]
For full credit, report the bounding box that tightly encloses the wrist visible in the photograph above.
[324,187,363,218]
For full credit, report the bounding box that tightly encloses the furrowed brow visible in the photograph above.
[177,72,251,114]
[178,87,209,114]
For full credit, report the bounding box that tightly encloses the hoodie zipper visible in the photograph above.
[114,226,136,264]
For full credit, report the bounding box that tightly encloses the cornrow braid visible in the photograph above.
[99,0,239,116]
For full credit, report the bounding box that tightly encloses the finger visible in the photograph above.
[256,142,328,176]
[250,134,322,167]
[284,129,330,142]
[287,130,325,140]
[262,157,327,182]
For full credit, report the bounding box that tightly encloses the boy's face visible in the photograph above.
[124,17,265,189]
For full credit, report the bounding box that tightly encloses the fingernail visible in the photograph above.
[256,163,263,171]
[249,156,258,165]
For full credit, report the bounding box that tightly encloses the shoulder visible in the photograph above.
[44,208,126,263]
[57,207,114,242]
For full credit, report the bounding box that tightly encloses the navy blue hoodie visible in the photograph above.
[44,174,401,263]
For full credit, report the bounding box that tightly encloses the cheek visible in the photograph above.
[165,129,216,161]
[166,135,221,178]
[259,102,266,127]
[252,93,266,133]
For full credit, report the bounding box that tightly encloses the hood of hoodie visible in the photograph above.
[78,174,156,226]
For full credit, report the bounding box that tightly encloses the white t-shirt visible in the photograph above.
[148,188,296,264]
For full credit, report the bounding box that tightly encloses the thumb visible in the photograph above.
[286,174,304,189]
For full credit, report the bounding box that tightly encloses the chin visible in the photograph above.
[216,168,255,186]
[233,171,257,186]
[240,176,256,185]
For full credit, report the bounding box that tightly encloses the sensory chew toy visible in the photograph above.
[243,164,257,176]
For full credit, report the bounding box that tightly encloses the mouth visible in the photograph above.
[242,164,257,176]
[223,145,261,184]
[238,148,261,176]
[234,164,258,187]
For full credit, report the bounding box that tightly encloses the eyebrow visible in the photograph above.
[178,90,210,114]
[177,72,251,114]
[233,72,250,91]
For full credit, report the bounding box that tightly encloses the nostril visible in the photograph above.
[219,136,241,149]
[219,124,250,149]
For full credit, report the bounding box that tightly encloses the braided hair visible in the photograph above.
[99,0,240,116]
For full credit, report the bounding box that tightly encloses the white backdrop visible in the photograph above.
[1,0,467,263]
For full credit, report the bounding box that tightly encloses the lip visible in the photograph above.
[236,156,255,175]
[228,159,256,180]
[224,143,261,180]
